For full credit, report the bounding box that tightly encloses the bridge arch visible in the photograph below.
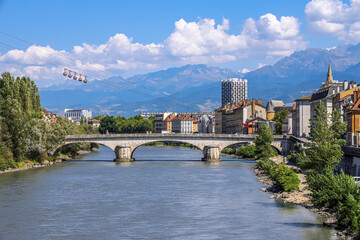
[53,142,115,158]
[130,140,201,160]
[218,141,283,155]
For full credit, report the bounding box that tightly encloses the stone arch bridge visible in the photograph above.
[61,133,303,162]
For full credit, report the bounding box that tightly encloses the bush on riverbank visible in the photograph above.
[144,142,165,146]
[0,142,16,170]
[236,144,257,158]
[307,168,360,232]
[221,148,236,154]
[257,158,300,192]
[143,141,198,150]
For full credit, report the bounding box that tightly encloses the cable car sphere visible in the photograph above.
[63,68,67,76]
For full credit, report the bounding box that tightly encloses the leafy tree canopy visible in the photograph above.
[297,101,346,173]
[254,123,276,158]
[272,110,290,135]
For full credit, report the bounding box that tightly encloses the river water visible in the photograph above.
[0,146,337,240]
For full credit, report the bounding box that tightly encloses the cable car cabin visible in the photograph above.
[68,70,72,78]
[63,68,67,76]
[73,72,78,80]
[79,74,83,81]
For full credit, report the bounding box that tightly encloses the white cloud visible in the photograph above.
[257,63,267,69]
[240,68,250,74]
[305,0,360,43]
[0,15,306,86]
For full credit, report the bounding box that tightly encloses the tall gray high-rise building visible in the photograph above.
[221,78,248,106]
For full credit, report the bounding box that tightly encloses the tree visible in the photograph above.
[297,101,346,173]
[272,110,290,134]
[100,114,154,134]
[148,116,155,132]
[99,116,117,133]
[93,115,105,120]
[254,123,275,158]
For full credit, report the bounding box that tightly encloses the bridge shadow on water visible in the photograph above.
[62,159,248,162]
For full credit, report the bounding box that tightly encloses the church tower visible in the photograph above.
[321,63,334,88]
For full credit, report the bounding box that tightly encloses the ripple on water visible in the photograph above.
[0,146,337,240]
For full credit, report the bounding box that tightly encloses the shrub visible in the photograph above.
[0,157,17,171]
[0,143,16,171]
[257,159,300,192]
[236,144,257,158]
[307,169,360,232]
[221,148,236,154]
[39,152,48,163]
[272,163,300,192]
[256,158,276,171]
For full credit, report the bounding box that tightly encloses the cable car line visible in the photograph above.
[0,31,203,112]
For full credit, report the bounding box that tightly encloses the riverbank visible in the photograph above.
[0,159,63,174]
[254,159,356,240]
[0,150,93,175]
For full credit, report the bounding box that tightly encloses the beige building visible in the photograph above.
[266,100,285,120]
[215,99,266,134]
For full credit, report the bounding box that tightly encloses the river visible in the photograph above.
[0,146,337,240]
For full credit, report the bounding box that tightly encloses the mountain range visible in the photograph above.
[40,43,360,117]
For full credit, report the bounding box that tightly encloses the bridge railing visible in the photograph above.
[65,133,287,140]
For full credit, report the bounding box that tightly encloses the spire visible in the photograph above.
[323,63,334,88]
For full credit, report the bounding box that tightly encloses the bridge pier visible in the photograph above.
[114,146,134,162]
[202,146,221,162]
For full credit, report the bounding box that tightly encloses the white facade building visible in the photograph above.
[221,78,248,106]
[58,109,92,122]
[172,116,193,134]
[294,95,312,137]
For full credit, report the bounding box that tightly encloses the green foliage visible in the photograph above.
[93,115,105,120]
[272,110,290,135]
[296,101,346,173]
[0,141,16,171]
[99,114,154,134]
[56,118,99,157]
[256,158,276,171]
[144,141,165,146]
[257,158,300,192]
[307,169,360,232]
[0,72,100,169]
[221,148,236,154]
[0,72,43,161]
[254,124,276,158]
[236,144,257,158]
[337,194,360,232]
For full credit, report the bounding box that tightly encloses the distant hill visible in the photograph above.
[40,43,360,117]
[40,64,242,116]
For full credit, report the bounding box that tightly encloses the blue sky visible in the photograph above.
[0,0,358,86]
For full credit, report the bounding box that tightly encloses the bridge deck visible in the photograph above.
[66,133,287,140]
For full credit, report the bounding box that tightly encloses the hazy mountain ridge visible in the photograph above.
[40,43,360,116]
